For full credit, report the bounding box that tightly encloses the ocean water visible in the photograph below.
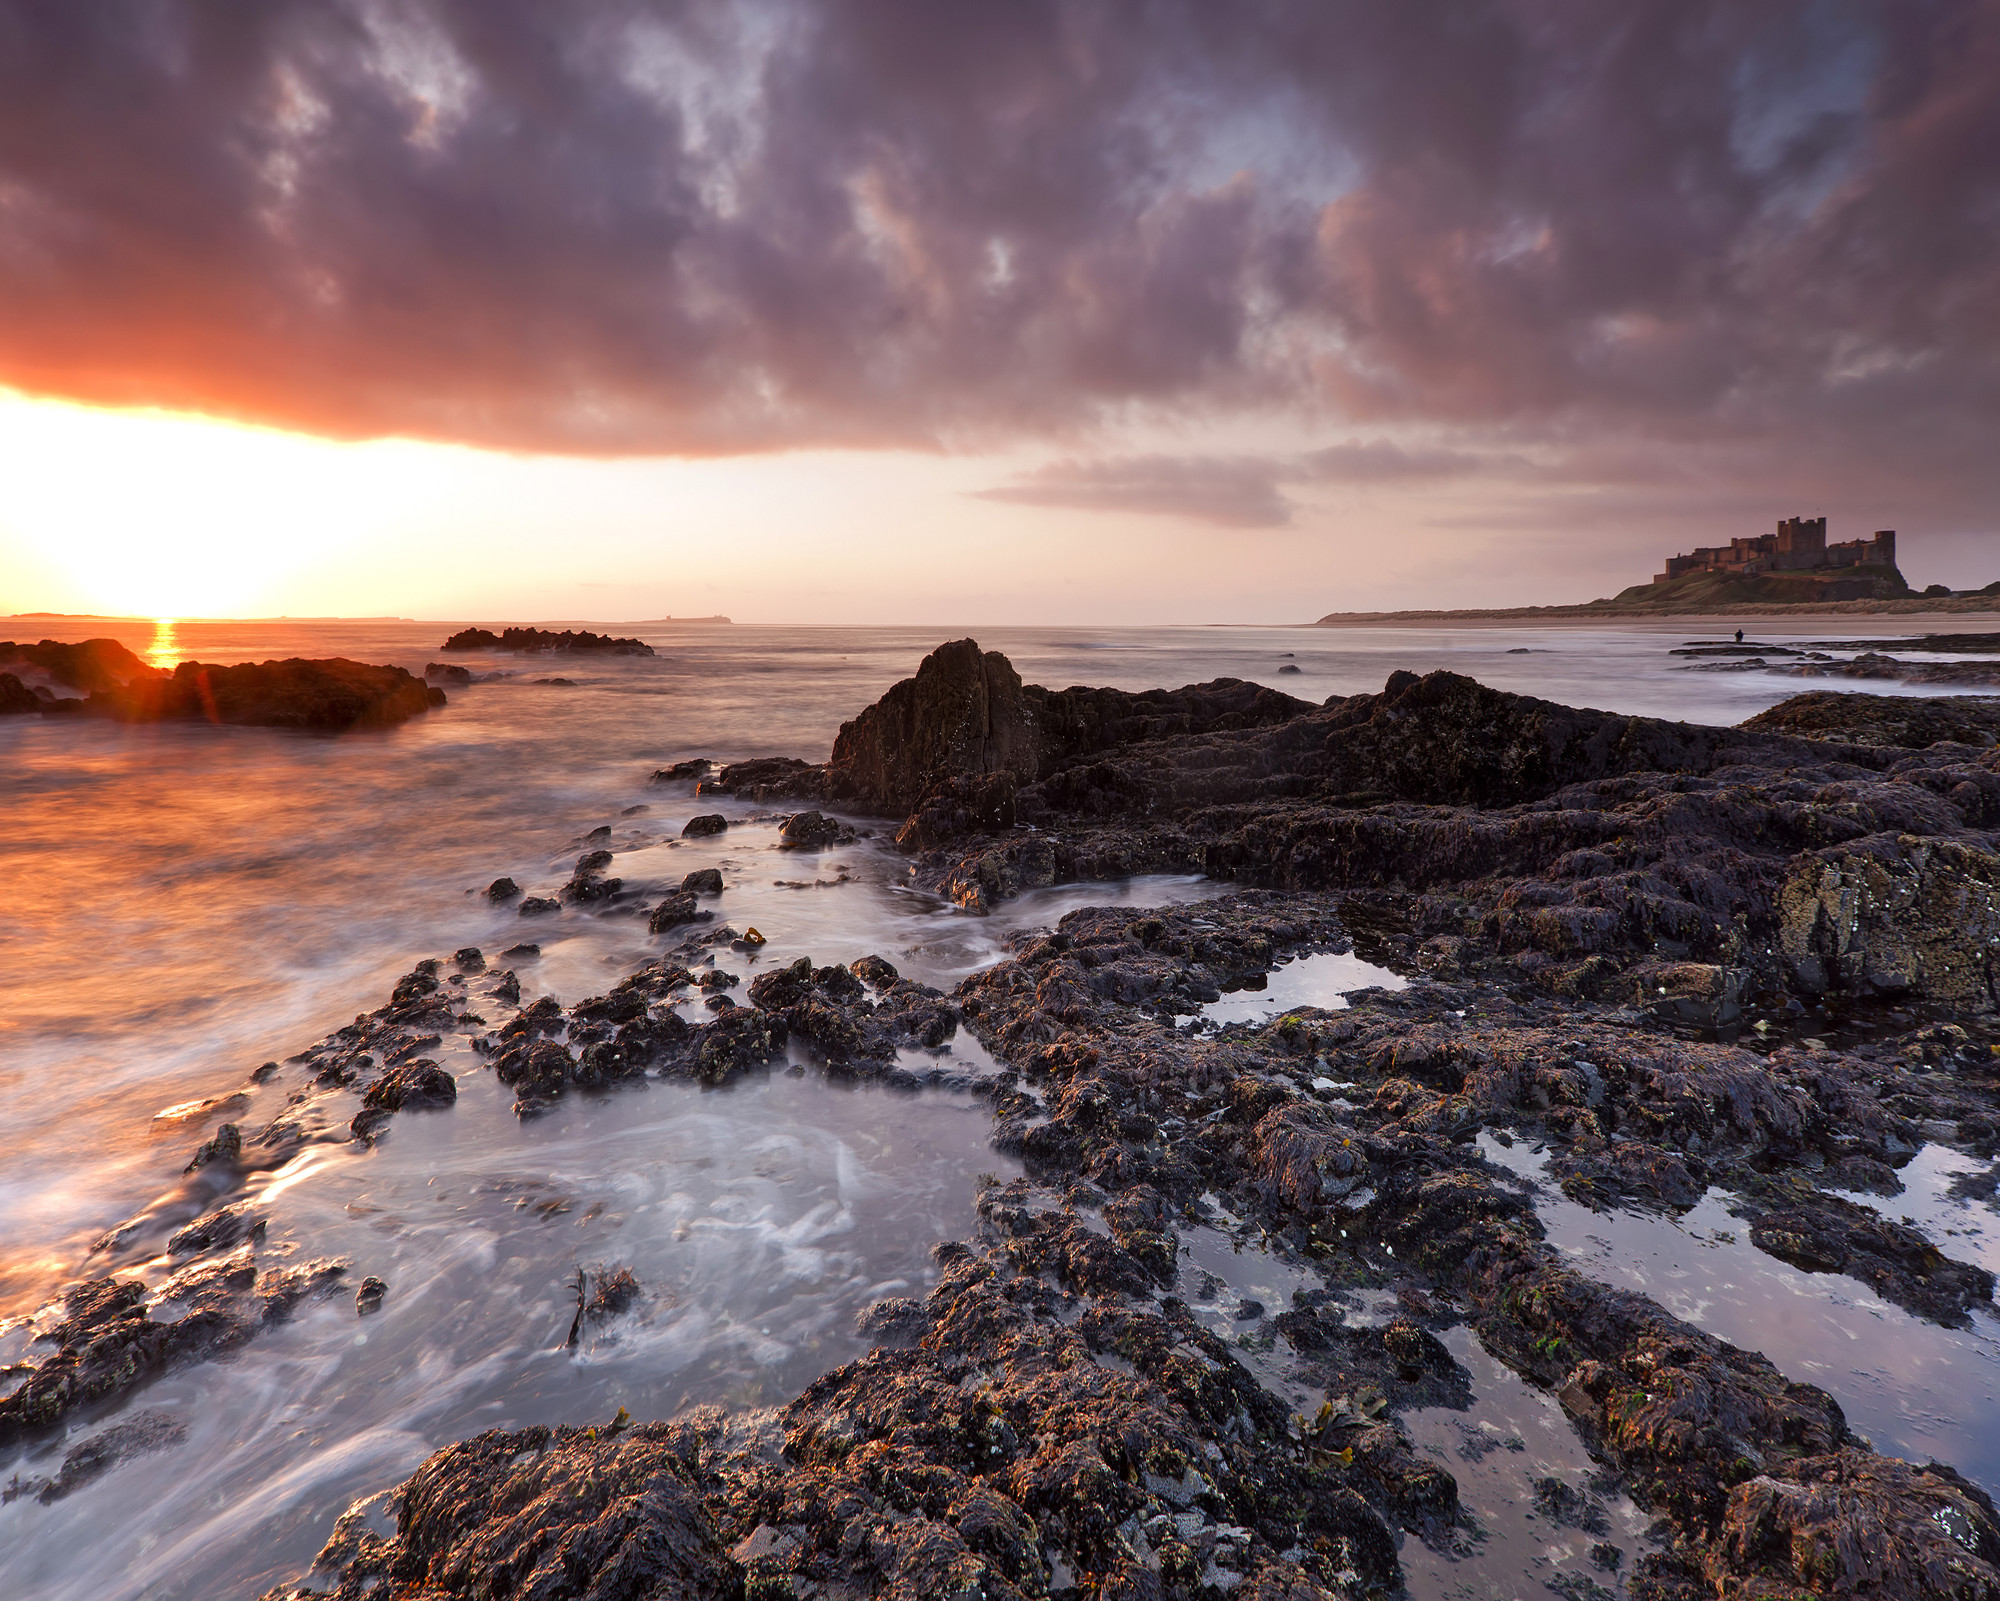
[0,613,1988,1598]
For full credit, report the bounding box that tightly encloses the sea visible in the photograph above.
[2,614,1996,1600]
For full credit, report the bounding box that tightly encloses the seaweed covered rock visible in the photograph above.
[1780,835,2000,1012]
[1744,690,2000,750]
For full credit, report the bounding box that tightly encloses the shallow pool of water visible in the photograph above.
[1201,950,1409,1025]
[0,1063,1016,1601]
[1479,1134,2000,1494]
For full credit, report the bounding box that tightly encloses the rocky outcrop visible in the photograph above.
[282,892,2000,1601]
[823,637,1041,814]
[440,626,653,655]
[1744,690,2000,750]
[0,636,157,693]
[0,671,37,714]
[717,637,1317,818]
[42,658,445,730]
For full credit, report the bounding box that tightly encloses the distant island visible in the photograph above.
[1316,516,2000,623]
[440,627,655,655]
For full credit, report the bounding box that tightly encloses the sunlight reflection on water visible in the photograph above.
[145,617,179,670]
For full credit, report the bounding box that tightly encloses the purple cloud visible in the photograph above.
[0,0,1990,502]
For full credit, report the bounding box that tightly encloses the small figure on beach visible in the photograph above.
[1735,628,1744,643]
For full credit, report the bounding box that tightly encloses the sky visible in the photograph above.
[1,0,1996,623]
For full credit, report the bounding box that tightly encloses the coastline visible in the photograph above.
[10,635,2000,1601]
[1312,597,2000,626]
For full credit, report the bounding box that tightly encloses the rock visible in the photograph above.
[1745,690,2000,749]
[423,662,473,685]
[778,809,847,849]
[453,946,485,971]
[45,657,444,730]
[0,636,157,693]
[1278,664,1303,674]
[439,626,654,655]
[852,954,899,988]
[500,942,540,960]
[1780,836,2000,1012]
[517,895,561,916]
[682,813,729,837]
[355,1276,388,1315]
[649,891,710,934]
[681,868,724,894]
[485,877,520,900]
[31,1411,188,1503]
[652,757,713,782]
[185,1122,241,1173]
[0,672,37,715]
[360,1059,458,1113]
[1713,1451,2000,1598]
[167,1202,266,1256]
[560,849,622,905]
[824,637,1041,815]
[816,637,1317,818]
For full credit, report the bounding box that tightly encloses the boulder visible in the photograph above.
[779,810,847,849]
[423,662,472,685]
[0,672,36,715]
[682,814,729,837]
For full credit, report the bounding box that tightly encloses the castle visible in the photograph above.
[1654,518,1895,584]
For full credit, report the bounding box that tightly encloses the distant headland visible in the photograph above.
[1316,516,1999,624]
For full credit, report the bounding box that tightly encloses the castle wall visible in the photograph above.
[1650,523,1895,586]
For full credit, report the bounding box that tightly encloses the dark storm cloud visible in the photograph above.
[0,0,1995,472]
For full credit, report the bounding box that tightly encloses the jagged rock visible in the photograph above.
[423,662,472,685]
[682,868,724,894]
[683,813,729,837]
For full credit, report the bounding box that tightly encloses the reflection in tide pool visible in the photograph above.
[1480,1134,2000,1496]
[1402,1330,1655,1601]
[0,1066,1016,1601]
[1202,949,1408,1025]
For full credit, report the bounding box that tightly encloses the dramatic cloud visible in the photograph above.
[0,0,1995,493]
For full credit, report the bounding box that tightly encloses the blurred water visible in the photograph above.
[0,612,1985,1597]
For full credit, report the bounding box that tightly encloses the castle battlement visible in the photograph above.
[1655,520,1895,585]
